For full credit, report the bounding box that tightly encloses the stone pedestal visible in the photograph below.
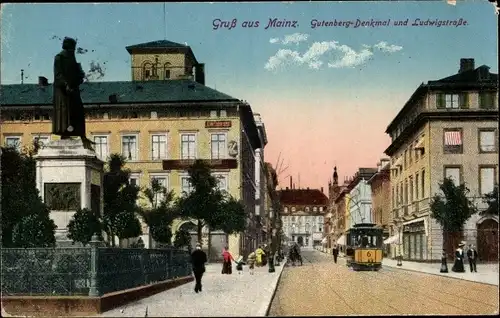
[34,139,104,245]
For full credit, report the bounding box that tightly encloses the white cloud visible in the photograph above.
[373,41,403,53]
[265,39,403,71]
[269,33,309,45]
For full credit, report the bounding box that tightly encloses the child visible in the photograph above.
[235,256,244,274]
[247,252,256,275]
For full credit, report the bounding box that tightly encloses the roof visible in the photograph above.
[278,189,328,206]
[0,80,238,106]
[386,64,498,133]
[125,40,199,64]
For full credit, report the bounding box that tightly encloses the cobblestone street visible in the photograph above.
[268,249,499,316]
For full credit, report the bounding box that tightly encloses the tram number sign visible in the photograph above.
[366,251,374,263]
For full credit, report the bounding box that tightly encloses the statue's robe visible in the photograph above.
[52,50,86,137]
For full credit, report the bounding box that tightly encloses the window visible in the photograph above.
[479,167,496,196]
[5,136,21,151]
[395,186,399,206]
[163,63,171,80]
[291,207,296,212]
[392,187,395,209]
[305,207,310,212]
[284,207,289,213]
[319,207,323,212]
[210,110,217,118]
[409,176,413,203]
[404,150,408,169]
[313,207,317,212]
[180,175,193,195]
[415,172,419,200]
[122,135,138,160]
[479,129,496,153]
[291,216,296,222]
[33,135,50,147]
[404,179,408,204]
[93,136,109,161]
[305,223,310,232]
[181,133,196,159]
[444,166,461,187]
[129,174,140,187]
[151,134,167,160]
[150,111,158,119]
[443,129,463,154]
[445,94,459,109]
[150,176,168,205]
[479,92,495,109]
[408,146,412,166]
[212,174,228,192]
[220,110,227,117]
[421,170,425,198]
[211,133,227,159]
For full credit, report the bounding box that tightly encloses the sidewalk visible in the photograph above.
[97,261,286,317]
[382,258,499,286]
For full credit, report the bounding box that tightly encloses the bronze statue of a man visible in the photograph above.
[52,37,93,149]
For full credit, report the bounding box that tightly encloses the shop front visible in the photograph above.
[402,220,427,261]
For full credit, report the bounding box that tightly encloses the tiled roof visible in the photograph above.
[278,189,329,206]
[430,65,498,84]
[125,40,188,51]
[0,80,238,106]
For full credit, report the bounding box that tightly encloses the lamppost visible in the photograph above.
[268,207,276,273]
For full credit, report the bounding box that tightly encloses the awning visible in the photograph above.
[336,235,346,245]
[403,216,429,237]
[384,233,400,244]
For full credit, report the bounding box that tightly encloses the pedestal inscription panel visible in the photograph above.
[44,183,81,211]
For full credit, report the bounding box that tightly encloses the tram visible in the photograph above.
[345,223,384,271]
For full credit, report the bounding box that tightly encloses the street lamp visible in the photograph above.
[268,208,276,273]
[396,220,403,266]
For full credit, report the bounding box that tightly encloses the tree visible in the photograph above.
[173,227,192,250]
[175,160,225,245]
[138,178,178,246]
[1,144,56,248]
[207,195,246,234]
[67,208,102,246]
[102,154,142,246]
[430,177,477,257]
[481,184,498,216]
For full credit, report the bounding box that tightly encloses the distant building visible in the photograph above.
[346,168,378,226]
[278,184,328,248]
[384,58,498,262]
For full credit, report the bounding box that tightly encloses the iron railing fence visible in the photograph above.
[1,247,91,296]
[1,243,191,297]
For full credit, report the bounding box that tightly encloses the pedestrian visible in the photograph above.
[255,245,266,267]
[191,243,207,293]
[247,251,256,275]
[332,244,339,263]
[467,244,478,273]
[452,241,466,273]
[235,255,244,274]
[221,246,234,274]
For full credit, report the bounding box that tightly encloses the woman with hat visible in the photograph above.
[452,241,466,273]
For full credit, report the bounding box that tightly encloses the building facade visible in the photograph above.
[367,159,391,255]
[253,113,268,248]
[279,186,328,248]
[384,58,499,262]
[346,168,378,226]
[0,40,263,258]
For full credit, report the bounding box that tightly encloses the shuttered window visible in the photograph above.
[479,167,496,195]
[444,167,461,186]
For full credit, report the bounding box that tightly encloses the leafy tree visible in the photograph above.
[481,184,498,216]
[430,177,477,257]
[208,195,246,234]
[173,227,192,250]
[1,144,56,248]
[175,160,225,245]
[138,178,178,246]
[102,153,142,246]
[67,208,102,246]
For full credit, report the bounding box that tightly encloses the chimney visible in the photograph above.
[307,187,310,190]
[38,76,49,86]
[195,63,205,86]
[286,187,289,190]
[290,176,293,189]
[321,187,324,193]
[293,183,295,189]
[459,58,475,73]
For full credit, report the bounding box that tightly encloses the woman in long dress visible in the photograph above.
[452,242,466,273]
[221,247,234,274]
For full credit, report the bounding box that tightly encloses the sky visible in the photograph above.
[1,2,498,192]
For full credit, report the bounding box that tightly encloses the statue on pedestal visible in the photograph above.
[52,37,94,150]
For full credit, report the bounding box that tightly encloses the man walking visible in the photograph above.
[467,244,478,273]
[191,243,207,293]
[332,244,339,264]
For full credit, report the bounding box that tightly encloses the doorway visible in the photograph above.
[297,236,304,246]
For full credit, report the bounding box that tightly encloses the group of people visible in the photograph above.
[452,242,479,273]
[287,242,303,266]
[221,245,269,275]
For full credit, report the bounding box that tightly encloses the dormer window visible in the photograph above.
[284,207,289,213]
[291,207,296,212]
[305,207,310,212]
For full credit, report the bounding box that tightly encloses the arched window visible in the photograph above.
[142,61,152,80]
[164,62,171,80]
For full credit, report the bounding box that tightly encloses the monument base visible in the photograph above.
[35,139,104,245]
